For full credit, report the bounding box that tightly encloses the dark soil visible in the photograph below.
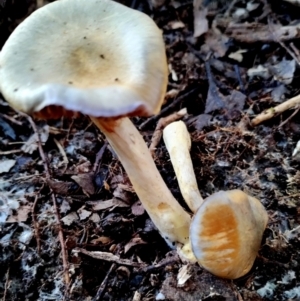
[1,0,300,300]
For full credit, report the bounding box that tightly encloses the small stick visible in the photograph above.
[139,88,199,130]
[278,106,300,128]
[251,94,300,126]
[93,141,108,173]
[32,194,42,253]
[149,108,187,157]
[3,268,10,301]
[20,112,70,285]
[0,113,23,126]
[73,248,145,268]
[53,138,69,166]
[92,263,116,301]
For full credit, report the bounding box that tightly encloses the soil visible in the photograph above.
[1,0,300,300]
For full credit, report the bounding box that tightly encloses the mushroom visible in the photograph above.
[0,0,191,248]
[163,120,204,213]
[163,121,268,279]
[190,190,268,279]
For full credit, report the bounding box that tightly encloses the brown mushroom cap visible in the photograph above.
[190,190,268,279]
[0,0,168,118]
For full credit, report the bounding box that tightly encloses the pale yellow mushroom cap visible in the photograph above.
[190,190,268,279]
[0,0,168,118]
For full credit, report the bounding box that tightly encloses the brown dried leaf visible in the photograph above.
[89,198,129,211]
[90,236,112,245]
[113,183,134,204]
[72,172,95,195]
[124,237,147,254]
[203,28,229,58]
[47,179,75,195]
[74,161,92,174]
[6,204,32,223]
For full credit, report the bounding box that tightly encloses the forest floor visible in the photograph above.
[1,0,300,300]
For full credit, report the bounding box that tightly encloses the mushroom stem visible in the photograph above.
[163,121,204,213]
[91,116,191,247]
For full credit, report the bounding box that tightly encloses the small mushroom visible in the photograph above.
[163,121,268,278]
[163,120,204,213]
[190,190,268,279]
[0,0,191,247]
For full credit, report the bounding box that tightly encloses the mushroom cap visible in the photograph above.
[0,0,168,118]
[190,190,268,279]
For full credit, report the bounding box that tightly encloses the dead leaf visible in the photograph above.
[89,198,129,211]
[203,28,229,58]
[113,183,134,204]
[228,49,247,62]
[74,161,92,173]
[247,64,270,79]
[21,124,49,154]
[90,236,112,245]
[72,172,95,195]
[6,205,32,223]
[90,213,100,223]
[47,179,75,195]
[61,212,79,226]
[77,208,92,220]
[0,159,16,174]
[124,237,147,254]
[131,201,145,216]
[177,264,193,287]
[60,199,71,214]
[269,58,296,85]
[193,0,208,38]
[168,21,185,30]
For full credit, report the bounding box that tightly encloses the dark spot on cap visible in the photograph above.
[100,54,105,59]
[83,36,87,39]
[115,78,119,81]
[14,88,18,92]
[30,68,34,71]
[68,81,73,84]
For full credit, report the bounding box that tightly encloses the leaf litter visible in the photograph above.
[1,0,300,300]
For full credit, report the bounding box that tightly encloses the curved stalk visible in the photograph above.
[91,116,191,247]
[163,121,203,213]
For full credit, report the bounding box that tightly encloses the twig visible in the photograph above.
[290,42,300,62]
[0,149,22,155]
[0,113,23,126]
[0,173,42,185]
[268,19,300,67]
[3,268,10,301]
[32,194,42,253]
[149,108,187,157]
[278,106,300,128]
[251,94,300,126]
[233,65,245,93]
[92,263,116,301]
[73,248,180,273]
[139,87,199,130]
[141,254,180,273]
[20,112,70,285]
[73,248,145,268]
[53,137,69,168]
[93,142,108,173]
